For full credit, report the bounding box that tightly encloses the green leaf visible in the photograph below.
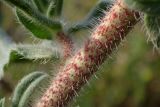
[8,43,61,62]
[9,51,26,62]
[3,42,61,74]
[67,0,111,33]
[33,0,50,13]
[144,15,160,47]
[16,8,53,40]
[47,0,64,17]
[11,72,47,107]
[0,98,5,107]
[2,0,62,30]
[13,42,62,60]
[18,74,48,107]
[124,0,160,16]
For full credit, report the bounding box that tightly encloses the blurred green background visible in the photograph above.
[0,0,160,107]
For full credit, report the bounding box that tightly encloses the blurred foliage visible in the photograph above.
[124,0,160,48]
[0,0,160,107]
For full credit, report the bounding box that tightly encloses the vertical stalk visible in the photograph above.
[35,0,140,107]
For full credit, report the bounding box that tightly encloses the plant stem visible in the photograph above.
[35,0,140,107]
[57,32,73,60]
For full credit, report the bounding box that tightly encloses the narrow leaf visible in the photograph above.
[4,42,62,73]
[16,8,53,40]
[67,0,111,33]
[47,0,63,17]
[33,0,49,13]
[18,74,48,107]
[13,42,62,60]
[11,72,45,107]
[144,15,160,47]
[2,0,62,30]
[124,0,160,16]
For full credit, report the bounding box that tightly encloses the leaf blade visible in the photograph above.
[18,74,48,107]
[16,8,53,40]
[11,72,45,107]
[67,0,111,33]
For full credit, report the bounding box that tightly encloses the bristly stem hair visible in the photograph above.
[35,0,140,107]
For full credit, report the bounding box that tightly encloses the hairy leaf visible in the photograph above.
[67,0,111,33]
[1,0,62,30]
[3,41,62,75]
[144,15,160,47]
[124,0,160,16]
[18,73,48,107]
[33,0,50,13]
[124,0,160,48]
[13,42,62,61]
[47,0,63,17]
[11,72,46,107]
[16,8,53,40]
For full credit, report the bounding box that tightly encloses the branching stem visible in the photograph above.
[57,32,74,60]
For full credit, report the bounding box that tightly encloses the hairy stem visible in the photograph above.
[35,0,140,107]
[57,32,73,60]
